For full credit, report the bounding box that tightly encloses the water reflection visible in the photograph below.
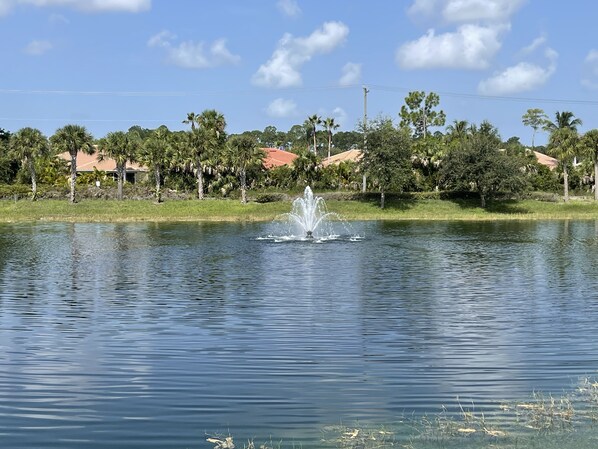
[0,221,598,448]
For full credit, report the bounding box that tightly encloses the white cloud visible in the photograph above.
[0,0,12,15]
[339,62,361,86]
[22,0,150,12]
[277,0,301,18]
[48,12,68,23]
[582,50,598,90]
[520,35,546,55]
[408,0,525,24]
[332,107,347,125]
[148,31,240,69]
[252,21,349,88]
[397,24,507,70]
[478,47,557,95]
[581,49,598,89]
[1,0,150,15]
[266,98,298,118]
[24,39,52,55]
[147,30,175,48]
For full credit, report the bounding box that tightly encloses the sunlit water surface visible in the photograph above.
[1,220,598,448]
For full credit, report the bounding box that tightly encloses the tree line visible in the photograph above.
[1,91,597,208]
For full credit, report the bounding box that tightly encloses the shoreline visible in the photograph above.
[1,198,598,223]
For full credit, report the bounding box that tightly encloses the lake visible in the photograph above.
[1,220,598,448]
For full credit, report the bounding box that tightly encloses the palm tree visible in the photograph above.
[184,109,227,199]
[581,129,598,201]
[307,114,321,154]
[226,135,266,204]
[50,124,94,203]
[445,119,470,142]
[322,117,339,160]
[548,127,579,202]
[182,112,197,131]
[10,127,49,200]
[544,111,583,133]
[97,130,140,200]
[139,125,172,202]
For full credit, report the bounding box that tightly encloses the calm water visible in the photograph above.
[1,220,598,448]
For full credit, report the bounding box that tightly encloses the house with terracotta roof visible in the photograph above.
[57,149,148,183]
[263,147,298,169]
[322,149,363,167]
[533,150,558,170]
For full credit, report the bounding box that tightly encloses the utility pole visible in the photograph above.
[362,85,369,193]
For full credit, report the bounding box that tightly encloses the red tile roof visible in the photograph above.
[263,147,298,169]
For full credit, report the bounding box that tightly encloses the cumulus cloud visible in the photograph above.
[582,50,598,90]
[339,62,361,86]
[397,24,507,70]
[277,0,301,18]
[1,0,150,15]
[332,106,347,125]
[478,47,557,95]
[24,39,52,55]
[266,98,298,118]
[519,35,546,55]
[408,0,525,24]
[148,31,240,69]
[252,21,349,88]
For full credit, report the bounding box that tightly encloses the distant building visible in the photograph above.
[263,147,298,169]
[532,150,558,170]
[57,150,148,183]
[322,149,363,167]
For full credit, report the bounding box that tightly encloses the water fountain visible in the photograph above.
[288,186,332,239]
[263,186,361,242]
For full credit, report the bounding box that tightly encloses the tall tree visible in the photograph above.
[9,127,49,200]
[182,112,197,131]
[445,119,470,143]
[50,124,94,203]
[544,111,583,133]
[0,128,18,184]
[139,125,172,202]
[399,91,446,139]
[521,108,548,149]
[440,122,528,208]
[360,118,412,208]
[226,135,266,204]
[306,114,322,154]
[185,109,227,199]
[548,127,579,202]
[97,130,140,200]
[581,129,598,201]
[322,117,340,159]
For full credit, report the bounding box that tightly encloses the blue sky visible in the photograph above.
[1,0,598,146]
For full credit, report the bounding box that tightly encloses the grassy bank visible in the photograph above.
[1,196,598,222]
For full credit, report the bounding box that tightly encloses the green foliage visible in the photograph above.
[522,108,548,148]
[332,130,362,152]
[10,127,50,200]
[361,117,412,207]
[399,91,446,139]
[292,149,320,187]
[226,135,266,203]
[440,122,529,207]
[0,128,18,183]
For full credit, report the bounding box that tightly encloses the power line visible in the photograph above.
[1,83,596,106]
[367,84,598,106]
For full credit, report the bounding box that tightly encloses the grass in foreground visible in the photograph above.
[0,197,598,222]
[206,377,598,449]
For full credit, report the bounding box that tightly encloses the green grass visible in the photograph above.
[0,197,598,223]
